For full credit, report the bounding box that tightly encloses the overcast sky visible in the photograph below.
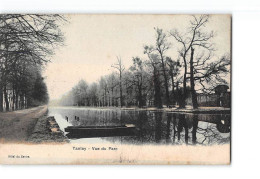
[43,14,231,100]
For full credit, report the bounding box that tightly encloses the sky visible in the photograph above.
[43,14,231,100]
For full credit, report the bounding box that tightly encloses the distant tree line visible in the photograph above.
[59,15,230,109]
[0,14,65,111]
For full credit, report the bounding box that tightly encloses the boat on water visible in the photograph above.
[65,124,136,138]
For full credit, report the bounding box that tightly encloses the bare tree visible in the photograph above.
[166,57,181,106]
[170,15,214,109]
[111,56,125,107]
[192,53,230,93]
[144,46,162,108]
[106,73,117,106]
[153,28,171,107]
[98,76,108,106]
[72,80,88,106]
[129,57,148,107]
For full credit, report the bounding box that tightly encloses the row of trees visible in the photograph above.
[0,14,65,111]
[59,15,230,109]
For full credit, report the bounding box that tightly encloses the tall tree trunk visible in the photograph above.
[111,88,114,106]
[21,94,24,108]
[170,73,175,106]
[138,84,143,108]
[163,71,170,107]
[119,72,123,107]
[25,95,27,108]
[12,88,15,110]
[103,91,106,106]
[15,94,19,109]
[0,85,3,112]
[3,85,9,111]
[159,54,170,107]
[179,57,187,108]
[176,81,180,106]
[153,69,162,108]
[190,47,198,109]
[15,89,19,109]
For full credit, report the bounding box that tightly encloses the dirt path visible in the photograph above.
[0,106,48,142]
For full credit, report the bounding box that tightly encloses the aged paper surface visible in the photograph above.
[0,14,231,164]
[0,143,230,164]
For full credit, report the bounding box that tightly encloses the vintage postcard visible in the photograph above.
[0,14,231,164]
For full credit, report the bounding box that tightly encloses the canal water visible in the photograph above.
[48,106,231,145]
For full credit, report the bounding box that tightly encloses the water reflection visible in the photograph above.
[48,107,230,145]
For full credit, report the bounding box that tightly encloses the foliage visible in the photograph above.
[0,14,65,111]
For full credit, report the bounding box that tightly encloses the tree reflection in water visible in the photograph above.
[49,107,231,145]
[158,112,230,145]
[116,111,230,145]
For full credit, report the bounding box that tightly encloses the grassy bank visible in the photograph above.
[27,115,68,143]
